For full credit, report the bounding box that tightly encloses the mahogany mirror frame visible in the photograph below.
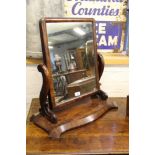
[39,18,100,110]
[30,17,118,138]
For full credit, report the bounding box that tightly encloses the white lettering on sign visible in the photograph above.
[99,35,107,46]
[98,23,106,34]
[64,0,126,49]
[64,0,126,21]
[108,35,118,46]
[99,35,118,46]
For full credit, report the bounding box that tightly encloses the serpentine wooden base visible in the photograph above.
[31,97,118,139]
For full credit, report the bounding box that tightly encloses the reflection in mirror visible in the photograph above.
[46,22,97,105]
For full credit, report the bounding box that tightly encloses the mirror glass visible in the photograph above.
[46,22,97,105]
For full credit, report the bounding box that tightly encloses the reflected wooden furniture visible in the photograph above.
[67,76,96,98]
[27,97,129,155]
[76,48,85,69]
[52,69,87,96]
[65,69,87,84]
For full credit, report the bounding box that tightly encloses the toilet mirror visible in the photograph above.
[39,18,99,109]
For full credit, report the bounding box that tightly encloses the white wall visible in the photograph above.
[26,65,129,114]
[100,66,129,97]
[26,65,42,114]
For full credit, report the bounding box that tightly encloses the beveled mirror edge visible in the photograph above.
[39,17,100,110]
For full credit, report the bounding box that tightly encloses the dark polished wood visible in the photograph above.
[126,95,129,117]
[32,59,109,138]
[39,19,56,107]
[98,53,105,79]
[27,98,129,155]
[31,18,116,138]
[31,96,118,139]
[36,64,57,123]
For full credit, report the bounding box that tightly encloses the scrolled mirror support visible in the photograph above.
[98,53,104,80]
[37,64,57,123]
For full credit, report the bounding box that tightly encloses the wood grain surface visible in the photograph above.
[27,97,129,155]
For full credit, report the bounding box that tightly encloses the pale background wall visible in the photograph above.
[100,66,129,97]
[26,0,63,53]
[26,0,129,114]
[26,65,41,114]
